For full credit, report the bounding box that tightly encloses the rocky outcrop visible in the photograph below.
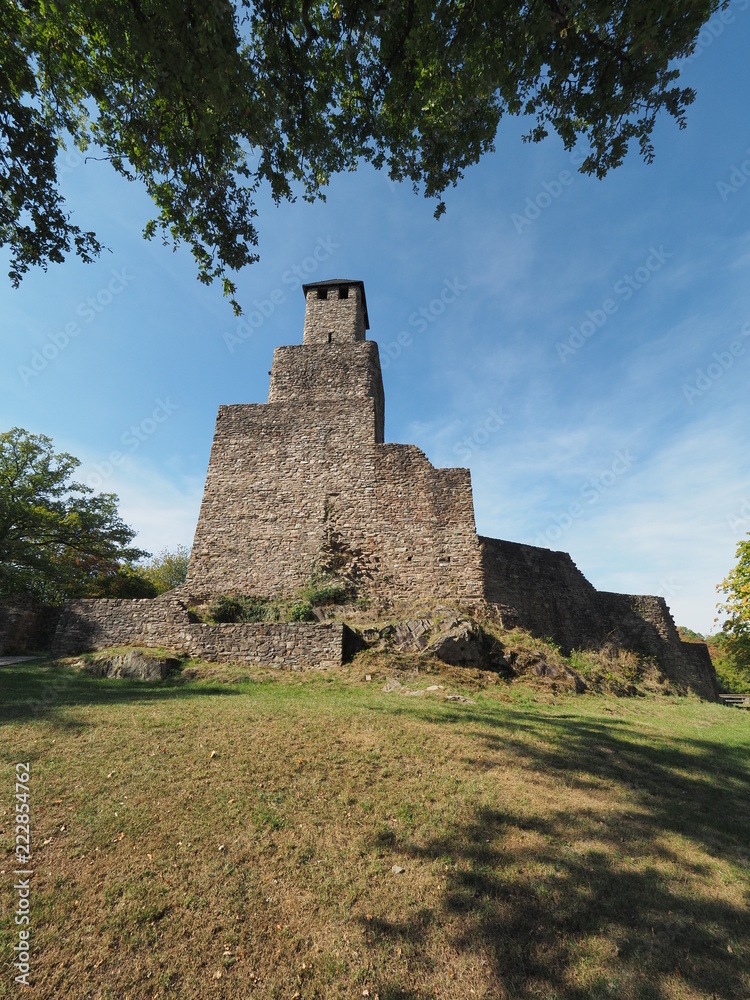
[366,615,511,672]
[78,649,180,682]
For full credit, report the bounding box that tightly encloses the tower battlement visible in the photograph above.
[302,279,369,345]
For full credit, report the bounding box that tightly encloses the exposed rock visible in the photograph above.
[425,617,487,666]
[380,619,434,651]
[510,650,587,693]
[80,649,179,682]
[370,615,512,672]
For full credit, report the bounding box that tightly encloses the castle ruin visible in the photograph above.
[38,278,716,697]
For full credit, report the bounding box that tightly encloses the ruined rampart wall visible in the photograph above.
[480,536,717,698]
[51,597,189,656]
[596,591,717,699]
[596,592,681,650]
[676,642,719,701]
[480,537,603,651]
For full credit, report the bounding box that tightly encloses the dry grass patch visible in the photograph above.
[0,660,748,999]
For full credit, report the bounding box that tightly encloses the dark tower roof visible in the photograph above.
[302,279,369,330]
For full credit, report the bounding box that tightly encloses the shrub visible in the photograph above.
[139,545,191,594]
[289,601,314,622]
[208,594,269,623]
[300,579,350,607]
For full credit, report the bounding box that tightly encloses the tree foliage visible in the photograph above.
[0,427,149,602]
[138,544,191,595]
[716,533,750,684]
[1,1,725,310]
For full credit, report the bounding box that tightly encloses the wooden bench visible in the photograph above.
[718,694,750,709]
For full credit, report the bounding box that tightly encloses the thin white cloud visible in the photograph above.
[73,450,203,556]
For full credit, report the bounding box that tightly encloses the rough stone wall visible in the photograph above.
[0,595,62,655]
[676,642,719,701]
[184,623,345,669]
[268,342,385,442]
[186,400,379,596]
[480,537,604,651]
[596,592,681,650]
[596,592,717,699]
[323,444,485,604]
[481,536,717,698]
[303,285,365,344]
[186,399,485,602]
[51,597,347,670]
[51,597,188,657]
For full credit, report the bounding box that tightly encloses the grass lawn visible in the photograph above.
[1,659,748,999]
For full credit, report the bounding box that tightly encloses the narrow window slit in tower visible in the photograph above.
[328,332,333,343]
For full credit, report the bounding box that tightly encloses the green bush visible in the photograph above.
[203,579,348,625]
[139,545,191,594]
[710,644,750,694]
[208,594,269,623]
[289,601,314,622]
[300,579,350,607]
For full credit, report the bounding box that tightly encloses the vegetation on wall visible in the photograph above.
[196,571,353,625]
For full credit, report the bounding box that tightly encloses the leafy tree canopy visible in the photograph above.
[138,544,191,595]
[716,534,750,684]
[2,0,724,311]
[0,427,149,602]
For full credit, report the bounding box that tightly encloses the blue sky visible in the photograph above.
[3,7,750,634]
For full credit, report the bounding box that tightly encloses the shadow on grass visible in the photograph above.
[365,700,750,999]
[0,660,245,726]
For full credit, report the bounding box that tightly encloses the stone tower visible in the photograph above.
[185,279,486,603]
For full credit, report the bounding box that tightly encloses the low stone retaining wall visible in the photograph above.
[184,622,347,669]
[50,597,349,670]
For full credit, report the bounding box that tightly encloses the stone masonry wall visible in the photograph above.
[268,342,385,443]
[676,642,719,701]
[303,285,365,344]
[481,536,717,699]
[51,597,347,670]
[0,595,62,655]
[596,591,717,700]
[51,597,187,656]
[480,537,603,651]
[186,399,485,602]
